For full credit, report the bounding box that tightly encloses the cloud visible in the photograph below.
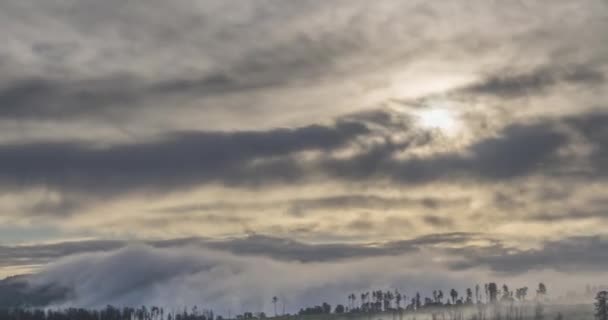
[0,121,368,197]
[452,236,608,274]
[0,240,125,269]
[24,244,477,311]
[1,0,605,134]
[422,215,453,227]
[1,1,608,290]
[5,109,608,210]
[3,233,608,310]
[286,194,468,217]
[0,68,295,121]
[565,112,608,176]
[0,233,478,269]
[323,119,569,183]
[460,65,605,98]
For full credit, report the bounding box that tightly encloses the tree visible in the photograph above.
[502,285,511,301]
[450,289,458,304]
[272,297,278,317]
[322,302,331,314]
[466,288,473,304]
[384,290,394,311]
[475,284,480,304]
[395,291,402,309]
[335,305,345,314]
[596,291,608,320]
[534,303,544,320]
[537,283,547,300]
[488,283,498,303]
[485,284,489,303]
[361,292,368,311]
[516,287,528,301]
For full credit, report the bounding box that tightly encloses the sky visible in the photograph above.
[1,0,608,313]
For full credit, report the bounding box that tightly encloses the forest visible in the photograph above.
[1,283,607,320]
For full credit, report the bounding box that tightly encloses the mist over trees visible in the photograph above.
[0,281,603,320]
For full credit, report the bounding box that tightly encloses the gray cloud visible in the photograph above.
[323,119,569,183]
[8,232,608,276]
[154,194,466,217]
[451,236,608,274]
[0,240,125,269]
[5,110,608,205]
[0,66,300,121]
[0,121,368,197]
[528,210,608,222]
[0,233,482,269]
[4,233,608,310]
[287,194,468,217]
[2,2,608,297]
[422,215,454,228]
[565,112,608,176]
[461,65,605,98]
[22,244,478,311]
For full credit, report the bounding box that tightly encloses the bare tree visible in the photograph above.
[488,283,498,303]
[596,291,608,320]
[272,296,278,317]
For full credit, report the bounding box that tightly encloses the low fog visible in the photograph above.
[21,243,602,314]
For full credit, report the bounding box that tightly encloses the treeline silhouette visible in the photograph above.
[293,282,548,317]
[0,305,214,320]
[1,283,608,320]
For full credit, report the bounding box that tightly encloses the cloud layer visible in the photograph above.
[1,0,608,308]
[3,233,604,311]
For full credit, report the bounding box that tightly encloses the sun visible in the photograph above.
[416,107,459,134]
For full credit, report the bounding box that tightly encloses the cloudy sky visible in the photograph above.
[1,0,608,313]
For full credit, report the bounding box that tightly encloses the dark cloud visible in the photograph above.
[0,71,282,121]
[565,112,608,176]
[286,194,468,217]
[451,236,608,274]
[199,234,422,262]
[8,233,608,281]
[526,196,608,222]
[422,215,453,227]
[6,110,608,205]
[527,210,608,222]
[0,121,368,197]
[323,119,569,183]
[0,5,366,123]
[132,214,254,229]
[462,65,605,98]
[0,233,482,268]
[155,194,464,217]
[0,76,139,120]
[20,243,475,310]
[492,191,524,210]
[0,275,70,308]
[344,213,375,232]
[0,240,125,268]
[9,233,608,309]
[22,197,85,217]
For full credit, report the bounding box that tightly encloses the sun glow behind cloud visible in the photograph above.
[416,107,460,135]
